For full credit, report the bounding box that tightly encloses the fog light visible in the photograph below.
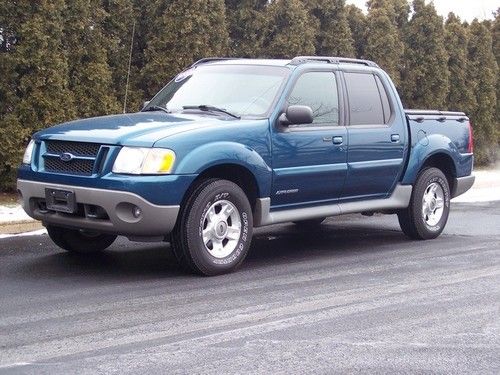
[132,206,142,218]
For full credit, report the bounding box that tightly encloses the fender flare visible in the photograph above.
[402,133,460,185]
[175,141,272,197]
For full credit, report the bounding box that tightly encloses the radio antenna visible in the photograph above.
[123,21,136,113]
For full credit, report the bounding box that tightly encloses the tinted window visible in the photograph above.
[288,72,339,125]
[345,73,384,125]
[375,75,391,123]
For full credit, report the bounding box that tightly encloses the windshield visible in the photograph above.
[146,64,290,118]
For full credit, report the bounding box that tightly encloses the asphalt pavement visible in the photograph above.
[0,201,499,374]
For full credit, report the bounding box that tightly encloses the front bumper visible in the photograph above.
[451,175,475,198]
[17,179,180,239]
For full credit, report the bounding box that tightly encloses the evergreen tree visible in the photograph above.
[101,0,142,111]
[0,1,74,188]
[346,4,367,58]
[226,0,268,57]
[367,0,409,28]
[402,0,449,109]
[264,0,317,58]
[364,0,404,86]
[64,0,120,118]
[142,0,229,97]
[493,9,500,63]
[0,8,23,189]
[0,52,22,188]
[390,0,411,29]
[308,0,355,57]
[467,20,498,164]
[15,1,75,127]
[2,0,500,191]
[444,13,475,112]
[0,0,19,119]
[492,9,500,144]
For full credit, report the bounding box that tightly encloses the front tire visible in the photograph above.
[171,179,253,276]
[398,167,450,240]
[46,225,116,253]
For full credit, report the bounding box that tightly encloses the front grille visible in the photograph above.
[43,141,103,176]
[46,141,100,157]
[44,157,95,175]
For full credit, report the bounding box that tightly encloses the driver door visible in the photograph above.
[271,70,348,208]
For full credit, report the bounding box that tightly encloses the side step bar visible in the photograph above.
[254,184,412,227]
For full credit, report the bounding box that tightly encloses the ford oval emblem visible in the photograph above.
[60,152,75,162]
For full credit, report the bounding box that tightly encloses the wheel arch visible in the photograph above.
[420,152,457,193]
[402,132,460,193]
[175,141,271,210]
[199,164,260,210]
[179,163,262,216]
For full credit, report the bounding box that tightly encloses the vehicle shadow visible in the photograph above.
[247,219,408,265]
[13,217,411,281]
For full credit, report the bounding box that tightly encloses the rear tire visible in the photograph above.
[397,167,450,240]
[171,179,253,276]
[46,225,116,253]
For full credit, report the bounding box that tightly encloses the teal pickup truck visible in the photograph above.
[17,56,475,275]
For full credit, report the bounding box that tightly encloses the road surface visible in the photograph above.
[1,201,499,374]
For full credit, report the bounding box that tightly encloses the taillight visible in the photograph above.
[467,121,474,153]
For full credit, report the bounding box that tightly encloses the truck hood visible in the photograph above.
[34,112,234,147]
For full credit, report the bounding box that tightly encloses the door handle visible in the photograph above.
[332,136,343,145]
[391,134,400,142]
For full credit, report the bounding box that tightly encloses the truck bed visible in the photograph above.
[402,109,473,184]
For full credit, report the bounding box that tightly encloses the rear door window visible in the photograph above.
[344,72,385,125]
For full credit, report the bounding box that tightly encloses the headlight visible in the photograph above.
[22,140,35,165]
[112,147,176,174]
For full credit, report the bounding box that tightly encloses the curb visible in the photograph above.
[0,221,43,235]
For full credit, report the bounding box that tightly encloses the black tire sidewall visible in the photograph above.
[185,180,253,275]
[412,168,450,239]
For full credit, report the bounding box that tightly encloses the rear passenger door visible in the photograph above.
[341,71,406,200]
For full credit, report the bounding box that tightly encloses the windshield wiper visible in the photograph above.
[182,105,240,119]
[142,105,171,114]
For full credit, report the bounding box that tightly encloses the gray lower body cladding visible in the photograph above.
[451,175,475,198]
[254,184,413,227]
[17,179,179,238]
[18,175,474,237]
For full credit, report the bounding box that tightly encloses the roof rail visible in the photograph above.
[190,57,239,68]
[290,56,379,68]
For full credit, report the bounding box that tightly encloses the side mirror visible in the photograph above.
[280,105,313,126]
[141,101,150,111]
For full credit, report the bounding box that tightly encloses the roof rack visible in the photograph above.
[290,56,379,68]
[190,57,239,68]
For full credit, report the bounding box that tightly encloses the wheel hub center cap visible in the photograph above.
[215,221,228,238]
[429,198,436,211]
